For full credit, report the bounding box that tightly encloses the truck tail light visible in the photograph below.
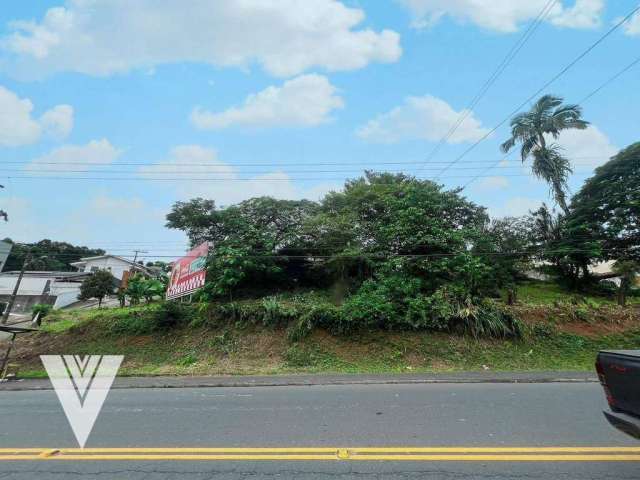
[596,358,616,408]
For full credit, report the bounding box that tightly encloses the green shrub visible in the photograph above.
[209,298,297,328]
[260,297,298,327]
[32,303,53,319]
[341,278,401,328]
[529,322,557,340]
[453,300,522,339]
[283,345,340,369]
[176,352,198,367]
[154,301,192,329]
[107,302,191,335]
[404,289,457,330]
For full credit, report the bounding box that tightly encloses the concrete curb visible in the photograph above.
[0,371,598,391]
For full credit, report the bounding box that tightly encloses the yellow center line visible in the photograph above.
[1,447,640,462]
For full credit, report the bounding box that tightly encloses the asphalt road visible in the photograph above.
[0,382,638,479]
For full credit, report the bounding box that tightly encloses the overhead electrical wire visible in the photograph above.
[417,0,558,172]
[12,245,631,261]
[461,53,640,189]
[432,3,640,180]
[1,172,597,182]
[0,155,607,168]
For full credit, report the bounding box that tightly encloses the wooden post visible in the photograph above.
[1,254,30,324]
[0,333,16,380]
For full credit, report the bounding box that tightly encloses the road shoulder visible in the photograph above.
[0,370,597,391]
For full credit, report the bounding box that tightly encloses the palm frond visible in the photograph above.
[500,137,516,153]
[520,135,538,161]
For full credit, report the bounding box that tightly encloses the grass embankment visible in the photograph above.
[7,281,640,378]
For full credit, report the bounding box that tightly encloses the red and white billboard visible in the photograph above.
[166,242,209,300]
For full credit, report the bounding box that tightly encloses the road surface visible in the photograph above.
[0,382,638,479]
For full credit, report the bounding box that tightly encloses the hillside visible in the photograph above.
[4,281,640,378]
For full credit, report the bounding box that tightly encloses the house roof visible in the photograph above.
[70,255,152,273]
[0,271,93,280]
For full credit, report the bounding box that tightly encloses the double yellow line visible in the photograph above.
[2,446,640,462]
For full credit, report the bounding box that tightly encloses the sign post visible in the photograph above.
[166,242,209,300]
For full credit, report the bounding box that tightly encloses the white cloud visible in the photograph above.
[489,196,542,218]
[24,139,121,173]
[551,125,618,169]
[356,94,488,144]
[622,11,640,36]
[0,85,73,146]
[2,0,401,78]
[471,175,510,192]
[191,75,344,130]
[0,191,185,248]
[139,145,339,205]
[0,85,40,146]
[398,0,603,32]
[39,104,73,140]
[88,194,149,224]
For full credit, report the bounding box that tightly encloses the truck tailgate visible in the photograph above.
[597,350,640,417]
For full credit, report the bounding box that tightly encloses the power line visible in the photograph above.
[417,0,557,172]
[462,53,640,189]
[434,4,640,181]
[14,246,631,261]
[2,155,607,168]
[1,173,597,182]
[0,159,608,175]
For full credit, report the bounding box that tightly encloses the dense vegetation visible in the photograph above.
[167,172,525,338]
[2,239,104,271]
[165,143,640,339]
[10,286,640,377]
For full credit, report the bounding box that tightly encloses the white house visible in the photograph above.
[70,255,153,281]
[0,271,93,312]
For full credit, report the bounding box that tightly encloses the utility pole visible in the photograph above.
[131,250,148,269]
[1,252,30,324]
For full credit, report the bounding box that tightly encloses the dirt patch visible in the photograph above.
[509,304,640,337]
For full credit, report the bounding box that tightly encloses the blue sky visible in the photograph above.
[0,0,638,261]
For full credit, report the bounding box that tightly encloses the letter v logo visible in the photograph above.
[41,355,123,448]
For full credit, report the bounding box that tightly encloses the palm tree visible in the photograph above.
[501,95,589,214]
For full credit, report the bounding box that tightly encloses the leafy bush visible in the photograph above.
[260,297,297,327]
[529,322,557,340]
[154,301,192,330]
[404,288,458,330]
[286,303,347,341]
[32,303,53,319]
[451,300,523,339]
[176,352,198,367]
[107,302,191,335]
[206,297,299,328]
[283,345,340,369]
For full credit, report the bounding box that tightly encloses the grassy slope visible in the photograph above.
[7,281,640,378]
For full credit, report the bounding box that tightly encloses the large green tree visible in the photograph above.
[78,270,115,307]
[308,172,492,294]
[566,142,640,264]
[501,95,588,214]
[167,196,320,296]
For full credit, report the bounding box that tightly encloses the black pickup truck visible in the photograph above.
[596,350,640,439]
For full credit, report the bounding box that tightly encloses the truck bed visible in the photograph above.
[597,350,640,438]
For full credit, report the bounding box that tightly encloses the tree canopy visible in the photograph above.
[2,239,105,272]
[166,172,526,333]
[567,142,640,264]
[78,270,115,307]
